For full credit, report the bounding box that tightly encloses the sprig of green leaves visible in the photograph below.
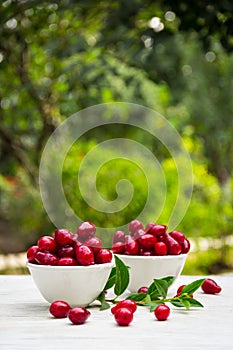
[97,255,205,311]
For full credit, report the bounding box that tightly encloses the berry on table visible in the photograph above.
[68,307,91,325]
[49,300,71,318]
[154,304,170,321]
[137,286,148,294]
[114,307,134,326]
[201,278,222,294]
[111,299,137,314]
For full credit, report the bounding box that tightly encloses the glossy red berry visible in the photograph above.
[125,236,139,255]
[75,244,95,266]
[164,233,182,255]
[57,245,75,258]
[154,241,167,256]
[146,223,167,237]
[137,286,148,294]
[58,257,78,266]
[181,238,191,254]
[113,231,125,244]
[176,285,193,298]
[54,229,74,246]
[138,234,156,250]
[35,251,58,265]
[27,245,39,263]
[112,241,125,254]
[133,229,146,240]
[129,220,143,234]
[154,304,170,321]
[169,230,185,244]
[114,307,134,326]
[85,236,102,254]
[77,221,96,241]
[37,236,57,253]
[201,278,222,294]
[68,307,91,325]
[111,299,137,314]
[49,300,71,318]
[95,249,112,264]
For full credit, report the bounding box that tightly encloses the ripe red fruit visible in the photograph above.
[169,230,185,244]
[37,236,57,253]
[201,278,222,294]
[181,238,191,254]
[111,299,137,314]
[35,251,58,265]
[54,229,74,246]
[154,241,167,256]
[176,285,193,298]
[164,233,182,255]
[125,236,139,255]
[114,307,134,326]
[57,245,75,258]
[137,286,148,294]
[129,220,143,234]
[27,245,39,263]
[75,244,95,266]
[154,304,170,321]
[95,249,112,264]
[112,241,125,254]
[58,257,78,266]
[133,229,145,240]
[68,307,91,325]
[49,300,71,318]
[77,221,96,241]
[113,231,125,244]
[138,234,156,250]
[146,223,167,237]
[85,236,102,254]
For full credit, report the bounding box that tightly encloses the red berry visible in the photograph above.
[164,233,182,255]
[112,241,125,254]
[57,245,75,258]
[77,222,96,241]
[133,229,146,240]
[137,286,148,294]
[181,238,191,254]
[68,307,91,325]
[154,304,170,321]
[114,307,134,326]
[154,241,167,256]
[129,220,143,234]
[85,236,102,254]
[37,236,57,253]
[35,251,58,265]
[169,230,185,244]
[75,244,95,266]
[113,231,125,244]
[27,245,39,263]
[58,257,78,266]
[176,285,193,298]
[95,249,112,264]
[138,234,156,250]
[146,223,167,237]
[201,278,222,294]
[111,299,137,314]
[125,236,139,255]
[49,300,71,318]
[54,229,74,246]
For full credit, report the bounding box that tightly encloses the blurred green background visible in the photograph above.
[0,0,233,274]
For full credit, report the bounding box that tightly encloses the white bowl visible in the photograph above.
[115,254,188,293]
[26,261,113,306]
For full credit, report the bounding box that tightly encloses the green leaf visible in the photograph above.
[104,267,116,290]
[96,291,111,311]
[188,298,204,308]
[160,276,176,288]
[114,255,130,296]
[170,300,184,308]
[152,278,168,299]
[181,279,205,295]
[182,299,190,310]
[126,292,147,302]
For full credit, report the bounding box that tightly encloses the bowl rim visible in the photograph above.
[114,253,188,260]
[26,261,114,270]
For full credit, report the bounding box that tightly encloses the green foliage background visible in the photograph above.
[0,0,233,273]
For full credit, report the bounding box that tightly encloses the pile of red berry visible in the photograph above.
[27,222,112,266]
[112,220,190,256]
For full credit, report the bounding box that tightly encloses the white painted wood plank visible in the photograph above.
[0,275,233,349]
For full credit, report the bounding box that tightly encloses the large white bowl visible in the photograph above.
[115,254,188,293]
[27,261,113,306]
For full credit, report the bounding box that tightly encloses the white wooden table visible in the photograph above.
[0,275,233,349]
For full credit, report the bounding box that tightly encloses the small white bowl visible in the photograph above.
[27,261,113,306]
[115,254,188,293]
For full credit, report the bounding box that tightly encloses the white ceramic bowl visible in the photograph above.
[115,254,188,293]
[26,261,113,306]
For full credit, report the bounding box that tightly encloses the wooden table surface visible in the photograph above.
[0,275,233,349]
